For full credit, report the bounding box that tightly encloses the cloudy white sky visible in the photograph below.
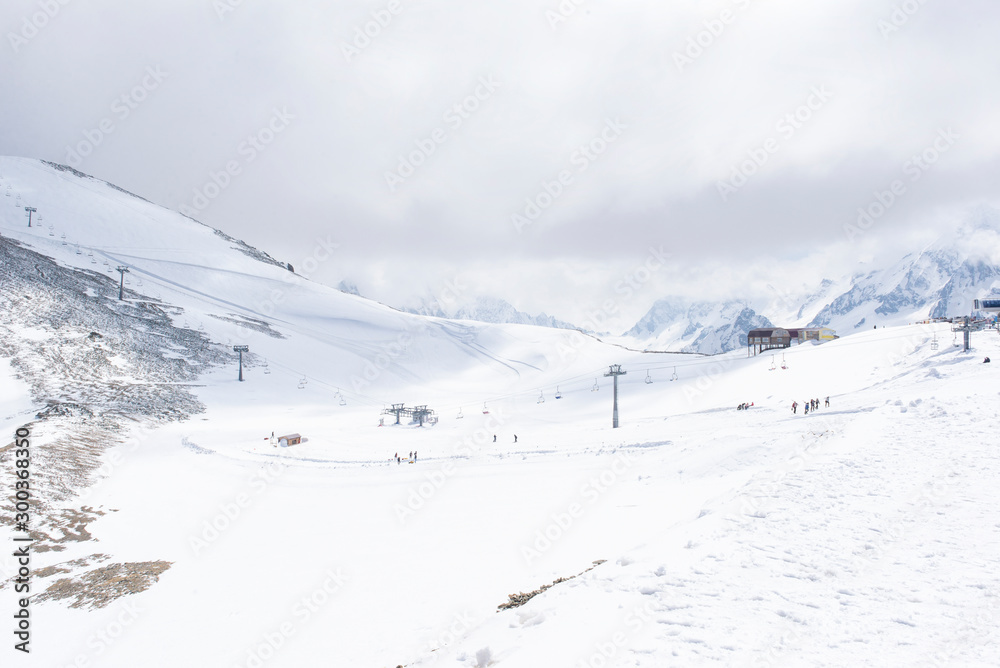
[2,0,998,329]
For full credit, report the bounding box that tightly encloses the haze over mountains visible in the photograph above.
[361,208,1000,355]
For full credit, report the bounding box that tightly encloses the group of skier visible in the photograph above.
[736,402,754,410]
[791,397,829,414]
[394,451,417,464]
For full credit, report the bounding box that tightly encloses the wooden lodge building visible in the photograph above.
[747,326,837,356]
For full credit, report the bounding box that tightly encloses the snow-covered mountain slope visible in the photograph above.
[808,210,1000,333]
[0,158,626,401]
[621,208,1000,353]
[2,156,999,667]
[404,294,584,332]
[621,298,773,354]
[403,326,1000,667]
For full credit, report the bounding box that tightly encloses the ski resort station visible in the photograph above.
[746,326,837,355]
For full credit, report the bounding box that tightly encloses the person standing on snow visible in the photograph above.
[791,401,797,414]
[825,396,830,407]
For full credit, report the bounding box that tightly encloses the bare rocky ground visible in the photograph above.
[0,234,229,608]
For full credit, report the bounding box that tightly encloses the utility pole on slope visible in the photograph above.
[233,345,249,381]
[24,207,36,228]
[604,364,626,428]
[115,266,130,300]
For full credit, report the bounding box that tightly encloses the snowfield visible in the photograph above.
[1,157,999,667]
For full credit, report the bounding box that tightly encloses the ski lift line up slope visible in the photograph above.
[91,248,551,389]
[279,321,958,417]
[1,161,643,409]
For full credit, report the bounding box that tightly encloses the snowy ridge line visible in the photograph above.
[40,159,155,206]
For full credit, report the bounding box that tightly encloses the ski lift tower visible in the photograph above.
[388,403,406,425]
[604,364,627,428]
[115,266,130,300]
[951,304,997,352]
[24,206,36,228]
[233,345,249,381]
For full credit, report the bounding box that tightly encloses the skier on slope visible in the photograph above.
[791,401,797,414]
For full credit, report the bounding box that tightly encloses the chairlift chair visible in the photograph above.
[592,378,599,392]
[670,367,678,381]
[780,353,788,370]
[555,386,562,399]
[644,370,653,384]
[769,355,776,371]
[537,390,545,404]
[931,334,939,351]
[456,407,464,419]
[482,402,490,414]
[339,396,347,406]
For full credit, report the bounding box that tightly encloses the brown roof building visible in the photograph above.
[747,327,836,356]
